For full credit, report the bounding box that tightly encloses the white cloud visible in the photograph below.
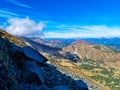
[80,25,120,38]
[7,0,32,9]
[5,17,45,36]
[45,25,120,38]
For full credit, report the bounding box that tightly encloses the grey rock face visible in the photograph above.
[22,46,46,63]
[0,35,88,90]
[25,61,44,83]
[50,85,71,90]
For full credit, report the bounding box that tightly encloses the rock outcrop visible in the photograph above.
[0,34,88,90]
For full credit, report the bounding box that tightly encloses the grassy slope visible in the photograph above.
[62,41,120,90]
[0,29,26,46]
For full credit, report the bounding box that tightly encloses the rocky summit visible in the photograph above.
[0,31,88,90]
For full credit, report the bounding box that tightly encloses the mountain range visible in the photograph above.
[0,28,120,90]
[19,36,120,90]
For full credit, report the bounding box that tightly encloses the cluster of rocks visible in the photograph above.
[54,65,102,90]
[0,35,88,90]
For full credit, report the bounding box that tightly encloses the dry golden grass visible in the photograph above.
[62,41,120,62]
[0,29,26,46]
[59,59,75,67]
[46,56,110,90]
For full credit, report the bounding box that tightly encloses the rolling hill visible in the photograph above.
[62,40,120,90]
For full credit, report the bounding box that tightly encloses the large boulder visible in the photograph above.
[76,80,88,90]
[50,85,72,90]
[22,46,46,63]
[25,61,44,83]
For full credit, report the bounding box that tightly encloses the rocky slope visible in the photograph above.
[0,29,88,90]
[18,36,107,89]
[10,31,120,89]
[15,35,120,90]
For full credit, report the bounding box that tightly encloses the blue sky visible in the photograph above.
[0,0,120,38]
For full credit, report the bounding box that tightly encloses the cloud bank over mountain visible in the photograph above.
[5,17,45,36]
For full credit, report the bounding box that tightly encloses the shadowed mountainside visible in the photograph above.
[0,29,88,90]
[5,28,119,89]
[19,36,107,90]
[30,37,66,48]
[18,36,61,55]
